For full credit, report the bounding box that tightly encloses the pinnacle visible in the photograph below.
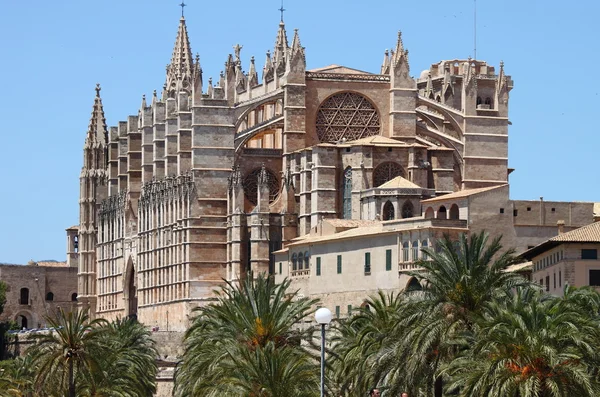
[87,84,108,147]
[165,16,194,94]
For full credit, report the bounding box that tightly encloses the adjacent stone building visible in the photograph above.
[0,261,78,329]
[523,221,600,295]
[70,13,598,330]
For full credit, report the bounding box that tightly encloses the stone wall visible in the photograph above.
[0,264,78,329]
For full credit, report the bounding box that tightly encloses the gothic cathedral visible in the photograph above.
[68,15,512,330]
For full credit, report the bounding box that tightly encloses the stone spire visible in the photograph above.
[263,50,274,82]
[193,53,203,104]
[248,56,259,88]
[425,72,434,99]
[392,31,409,70]
[85,84,108,149]
[380,49,390,74]
[165,17,194,98]
[273,21,289,75]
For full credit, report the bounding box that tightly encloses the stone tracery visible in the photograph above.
[373,162,404,187]
[243,167,280,205]
[316,92,381,143]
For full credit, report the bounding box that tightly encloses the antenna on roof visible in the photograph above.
[473,0,477,60]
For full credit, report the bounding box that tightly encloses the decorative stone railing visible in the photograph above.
[306,72,390,82]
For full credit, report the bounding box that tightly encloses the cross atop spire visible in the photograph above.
[279,0,285,22]
[179,2,186,18]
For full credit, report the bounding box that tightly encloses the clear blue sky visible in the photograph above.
[0,0,598,264]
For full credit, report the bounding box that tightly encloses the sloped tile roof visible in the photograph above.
[421,184,507,203]
[549,221,600,243]
[378,176,421,189]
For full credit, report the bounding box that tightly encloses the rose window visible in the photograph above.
[316,92,381,143]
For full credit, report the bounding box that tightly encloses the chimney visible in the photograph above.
[557,220,565,234]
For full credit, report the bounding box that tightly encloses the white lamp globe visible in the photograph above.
[315,307,333,325]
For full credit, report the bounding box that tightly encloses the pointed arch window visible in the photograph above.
[383,201,395,221]
[374,162,404,187]
[342,167,352,219]
[402,201,414,219]
[476,96,482,106]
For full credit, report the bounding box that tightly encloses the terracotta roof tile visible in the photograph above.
[549,221,600,243]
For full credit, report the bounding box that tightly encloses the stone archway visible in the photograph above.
[123,257,138,319]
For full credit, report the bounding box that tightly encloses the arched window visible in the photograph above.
[46,292,54,301]
[19,288,29,305]
[73,236,79,253]
[402,242,410,262]
[402,201,414,219]
[304,251,310,269]
[435,94,441,103]
[383,201,395,221]
[424,207,434,219]
[422,240,429,260]
[412,241,419,261]
[316,92,381,143]
[373,162,404,187]
[437,206,447,220]
[297,252,304,270]
[291,253,298,271]
[476,96,482,106]
[484,97,492,107]
[342,167,352,219]
[71,293,78,302]
[449,204,459,220]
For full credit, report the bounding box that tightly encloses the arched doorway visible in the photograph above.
[18,315,27,329]
[123,257,138,319]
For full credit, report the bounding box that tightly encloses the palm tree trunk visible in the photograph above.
[68,358,75,397]
[434,376,443,397]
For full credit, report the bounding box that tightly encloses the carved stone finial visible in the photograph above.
[95,83,101,97]
[233,44,243,62]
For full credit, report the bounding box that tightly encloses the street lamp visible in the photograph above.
[315,307,332,397]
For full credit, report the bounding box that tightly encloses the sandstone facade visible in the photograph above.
[70,14,597,331]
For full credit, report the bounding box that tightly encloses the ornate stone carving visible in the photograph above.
[243,167,279,205]
[373,162,404,187]
[316,92,381,143]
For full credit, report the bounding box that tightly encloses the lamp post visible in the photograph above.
[315,307,332,397]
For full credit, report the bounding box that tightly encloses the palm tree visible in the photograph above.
[78,317,158,396]
[174,273,320,397]
[374,232,529,395]
[27,308,107,397]
[445,287,600,396]
[329,291,404,396]
[0,355,37,397]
